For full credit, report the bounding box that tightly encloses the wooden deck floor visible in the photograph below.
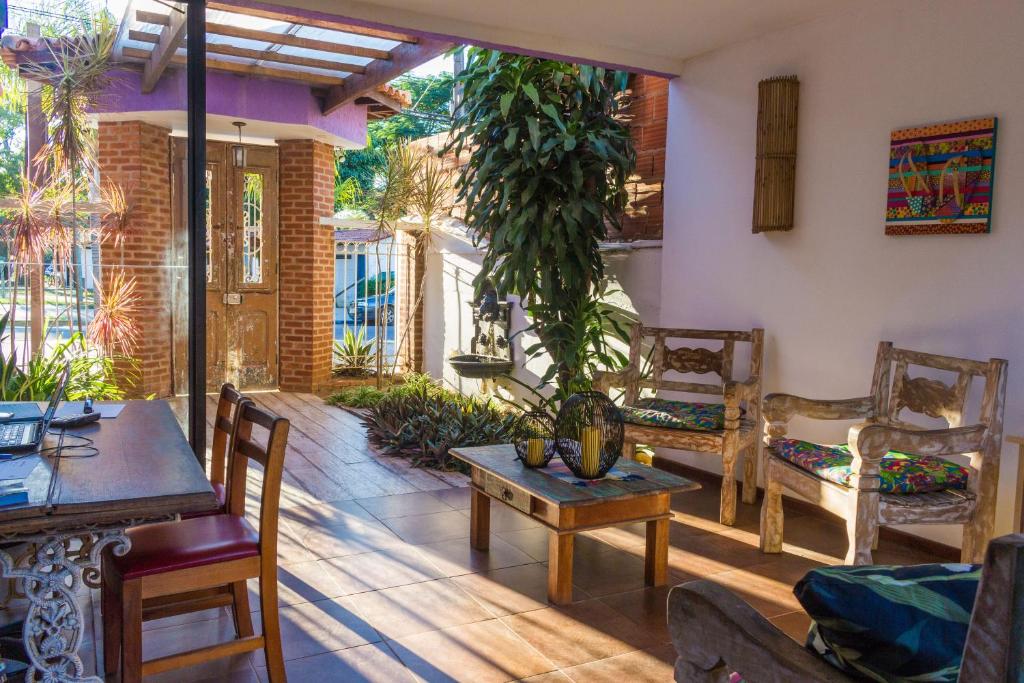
[80,391,944,682]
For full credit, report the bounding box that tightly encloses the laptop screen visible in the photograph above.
[42,363,71,424]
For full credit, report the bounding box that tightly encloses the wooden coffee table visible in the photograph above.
[449,444,700,605]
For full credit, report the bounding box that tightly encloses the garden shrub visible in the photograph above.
[362,384,523,471]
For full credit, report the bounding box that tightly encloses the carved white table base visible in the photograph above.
[0,525,132,683]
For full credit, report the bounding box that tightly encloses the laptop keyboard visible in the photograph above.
[0,423,31,447]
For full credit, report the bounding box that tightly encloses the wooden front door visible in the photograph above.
[173,140,279,392]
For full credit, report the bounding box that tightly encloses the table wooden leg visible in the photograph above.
[470,488,490,551]
[645,518,669,586]
[547,531,574,605]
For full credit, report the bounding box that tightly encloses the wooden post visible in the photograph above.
[25,23,46,353]
[1010,436,1024,533]
[469,487,490,550]
[644,516,669,586]
[547,532,574,605]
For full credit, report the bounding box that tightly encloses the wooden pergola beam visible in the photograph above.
[354,89,406,115]
[129,29,368,74]
[142,2,186,93]
[322,39,453,115]
[206,2,419,44]
[205,22,391,61]
[122,46,345,86]
[135,10,393,61]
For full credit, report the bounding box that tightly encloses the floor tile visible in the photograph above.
[357,491,454,520]
[496,527,611,564]
[416,535,535,577]
[502,599,661,669]
[598,585,674,643]
[272,597,382,660]
[708,555,824,618]
[382,510,471,545]
[561,644,676,682]
[390,618,557,683]
[769,610,813,642]
[323,545,445,595]
[452,563,587,616]
[558,546,651,597]
[246,559,344,608]
[346,578,492,640]
[459,504,542,533]
[300,516,406,560]
[431,486,472,510]
[263,642,412,682]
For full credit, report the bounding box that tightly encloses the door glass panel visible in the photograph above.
[242,172,264,284]
[205,169,213,283]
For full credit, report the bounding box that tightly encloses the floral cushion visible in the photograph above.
[795,562,981,682]
[621,398,727,432]
[771,438,969,494]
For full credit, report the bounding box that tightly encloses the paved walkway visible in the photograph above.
[75,392,940,681]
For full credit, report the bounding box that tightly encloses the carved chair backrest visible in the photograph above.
[224,401,291,559]
[210,383,246,489]
[870,342,1007,434]
[624,327,765,407]
[959,533,1024,680]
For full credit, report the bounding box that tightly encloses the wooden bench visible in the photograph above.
[595,326,764,525]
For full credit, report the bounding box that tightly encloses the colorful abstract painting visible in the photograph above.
[886,117,997,235]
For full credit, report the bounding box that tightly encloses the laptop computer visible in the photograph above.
[0,363,71,451]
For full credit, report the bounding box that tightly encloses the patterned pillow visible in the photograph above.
[771,438,969,494]
[621,398,727,432]
[795,563,981,682]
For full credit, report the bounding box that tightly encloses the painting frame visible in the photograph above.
[885,116,998,236]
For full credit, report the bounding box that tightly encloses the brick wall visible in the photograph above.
[277,139,335,392]
[395,230,425,373]
[97,121,173,397]
[618,74,668,240]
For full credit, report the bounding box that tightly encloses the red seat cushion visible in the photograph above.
[110,514,259,580]
[180,481,227,520]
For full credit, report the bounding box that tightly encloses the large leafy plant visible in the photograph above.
[446,50,636,399]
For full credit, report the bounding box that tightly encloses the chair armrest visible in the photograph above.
[593,368,634,394]
[668,581,851,683]
[847,422,989,462]
[763,394,875,423]
[724,376,760,404]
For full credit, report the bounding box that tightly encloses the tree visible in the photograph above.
[335,72,455,212]
[445,49,636,399]
[0,104,26,196]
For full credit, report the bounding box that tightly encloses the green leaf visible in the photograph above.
[526,117,541,150]
[521,82,539,105]
[500,92,514,119]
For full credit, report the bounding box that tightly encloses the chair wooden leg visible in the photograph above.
[623,440,637,461]
[962,514,995,563]
[719,445,738,526]
[741,445,758,506]
[120,579,144,683]
[231,580,255,638]
[845,494,877,566]
[258,570,286,683]
[101,563,122,678]
[871,525,880,550]
[759,465,784,553]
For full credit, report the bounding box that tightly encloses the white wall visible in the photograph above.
[422,225,662,402]
[662,0,1024,545]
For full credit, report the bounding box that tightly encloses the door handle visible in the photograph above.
[224,293,243,305]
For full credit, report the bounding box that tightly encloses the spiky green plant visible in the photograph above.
[332,327,375,376]
[87,269,141,356]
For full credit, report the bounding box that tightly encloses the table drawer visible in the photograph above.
[481,472,531,514]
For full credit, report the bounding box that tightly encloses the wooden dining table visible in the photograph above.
[0,400,217,683]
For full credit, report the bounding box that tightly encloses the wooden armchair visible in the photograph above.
[595,326,764,525]
[668,533,1024,682]
[760,343,1007,565]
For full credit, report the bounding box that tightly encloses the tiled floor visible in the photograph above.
[23,392,943,681]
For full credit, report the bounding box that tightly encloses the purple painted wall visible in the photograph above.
[97,69,368,144]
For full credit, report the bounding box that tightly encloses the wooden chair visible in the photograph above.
[182,383,246,519]
[595,326,764,525]
[760,342,1007,565]
[667,533,1024,682]
[101,401,290,682]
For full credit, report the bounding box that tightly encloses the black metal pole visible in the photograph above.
[186,0,207,465]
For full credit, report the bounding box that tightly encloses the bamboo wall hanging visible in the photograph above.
[752,76,799,233]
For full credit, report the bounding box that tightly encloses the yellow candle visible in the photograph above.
[580,425,602,478]
[526,437,545,466]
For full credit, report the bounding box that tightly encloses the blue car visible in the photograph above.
[347,288,395,325]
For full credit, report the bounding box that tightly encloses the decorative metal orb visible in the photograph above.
[513,410,557,468]
[555,391,624,479]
